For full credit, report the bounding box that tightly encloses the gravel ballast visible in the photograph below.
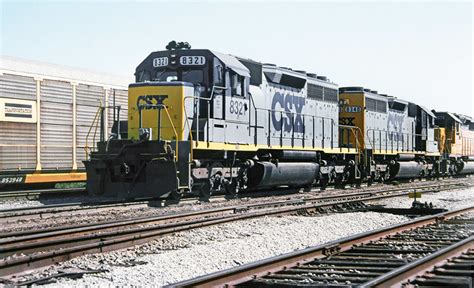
[376,186,474,210]
[5,185,473,287]
[15,212,408,287]
[2,179,470,234]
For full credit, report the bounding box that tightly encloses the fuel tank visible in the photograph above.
[397,154,415,161]
[247,162,319,189]
[457,161,474,175]
[390,161,424,179]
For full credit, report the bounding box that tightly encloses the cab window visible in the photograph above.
[231,72,243,96]
[155,70,177,82]
[182,70,204,83]
[213,58,224,86]
[137,70,151,82]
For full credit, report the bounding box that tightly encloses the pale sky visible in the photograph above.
[1,1,473,116]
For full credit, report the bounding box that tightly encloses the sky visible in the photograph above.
[1,1,473,116]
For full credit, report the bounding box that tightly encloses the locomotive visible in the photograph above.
[84,43,474,200]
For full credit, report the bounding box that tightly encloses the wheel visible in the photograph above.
[224,180,239,200]
[334,174,345,189]
[319,173,329,191]
[165,189,183,205]
[198,182,211,202]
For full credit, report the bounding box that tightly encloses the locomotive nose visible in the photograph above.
[127,82,194,142]
[84,81,195,199]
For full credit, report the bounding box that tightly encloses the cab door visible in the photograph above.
[209,57,225,142]
[224,70,250,144]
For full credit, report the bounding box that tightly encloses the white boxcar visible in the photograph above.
[0,56,130,187]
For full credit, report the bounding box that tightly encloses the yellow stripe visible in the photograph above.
[372,150,441,157]
[193,141,359,154]
[25,172,86,183]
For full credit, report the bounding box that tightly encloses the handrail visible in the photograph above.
[84,103,125,160]
[251,106,339,150]
[183,85,227,147]
[366,128,439,153]
[444,135,474,156]
[84,101,102,160]
[136,102,181,162]
[183,88,359,153]
[253,107,335,122]
[339,124,363,152]
[182,103,194,160]
[459,133,474,156]
[162,105,179,162]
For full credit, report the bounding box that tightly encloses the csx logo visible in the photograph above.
[271,92,305,133]
[136,95,168,110]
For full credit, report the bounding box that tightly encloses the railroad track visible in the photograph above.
[0,176,469,204]
[0,183,447,278]
[362,235,473,287]
[172,207,473,287]
[0,187,86,201]
[0,178,469,224]
[0,198,152,223]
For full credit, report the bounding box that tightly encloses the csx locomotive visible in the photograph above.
[84,43,474,200]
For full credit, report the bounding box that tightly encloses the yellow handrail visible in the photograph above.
[162,106,179,162]
[339,124,363,163]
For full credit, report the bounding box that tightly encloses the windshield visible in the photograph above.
[153,69,204,84]
[182,70,203,83]
[137,70,151,82]
[155,70,178,82]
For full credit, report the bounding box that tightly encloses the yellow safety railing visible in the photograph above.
[162,105,179,162]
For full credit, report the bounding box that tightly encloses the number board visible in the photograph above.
[0,176,25,184]
[226,97,248,122]
[344,106,362,113]
[180,56,206,66]
[153,57,169,67]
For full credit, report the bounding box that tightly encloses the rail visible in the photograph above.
[1,178,467,224]
[246,94,360,152]
[360,235,474,287]
[366,128,439,154]
[181,89,359,153]
[171,206,473,287]
[85,104,123,160]
[2,182,466,278]
[137,102,180,162]
[163,106,179,162]
[462,136,474,156]
[84,101,103,160]
[459,130,474,156]
[253,107,340,150]
[461,137,474,156]
[183,85,227,149]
